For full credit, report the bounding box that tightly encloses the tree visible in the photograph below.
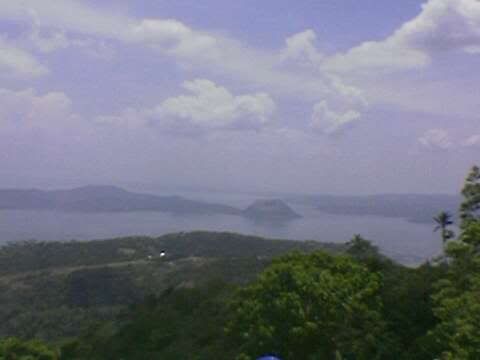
[431,276,480,360]
[226,251,388,360]
[0,337,58,360]
[346,234,380,259]
[433,211,455,247]
[460,165,480,229]
[429,166,480,359]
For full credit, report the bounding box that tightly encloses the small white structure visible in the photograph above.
[160,251,166,258]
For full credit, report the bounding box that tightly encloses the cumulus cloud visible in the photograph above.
[0,1,370,138]
[0,2,232,72]
[0,2,359,105]
[311,101,361,135]
[0,87,78,129]
[0,37,48,78]
[463,134,480,147]
[130,19,220,61]
[324,0,480,73]
[154,79,275,130]
[97,80,276,133]
[5,0,477,138]
[282,29,324,67]
[418,129,453,149]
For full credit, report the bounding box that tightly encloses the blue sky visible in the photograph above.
[0,0,479,194]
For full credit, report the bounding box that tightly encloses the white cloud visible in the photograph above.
[324,39,429,74]
[153,79,275,131]
[463,134,480,147]
[311,101,361,135]
[0,1,131,39]
[30,29,116,60]
[130,19,220,61]
[0,2,370,138]
[0,2,360,105]
[324,0,480,73]
[127,21,331,107]
[96,80,276,133]
[0,37,48,78]
[282,29,324,67]
[405,0,480,53]
[418,129,453,149]
[20,9,116,61]
[0,87,79,130]
[6,0,478,136]
[0,2,230,70]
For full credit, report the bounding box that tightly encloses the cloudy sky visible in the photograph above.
[0,0,479,194]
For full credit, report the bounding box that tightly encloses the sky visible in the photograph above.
[0,0,479,195]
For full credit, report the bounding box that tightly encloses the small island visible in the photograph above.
[242,199,302,221]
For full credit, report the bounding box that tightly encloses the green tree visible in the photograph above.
[431,276,480,360]
[0,337,58,360]
[346,234,380,259]
[226,251,388,360]
[429,166,480,359]
[433,211,455,248]
[460,165,480,230]
[61,281,234,360]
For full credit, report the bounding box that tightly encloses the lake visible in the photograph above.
[0,192,442,266]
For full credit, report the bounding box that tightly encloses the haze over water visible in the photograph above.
[0,191,441,266]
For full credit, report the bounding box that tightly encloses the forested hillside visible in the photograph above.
[0,232,339,342]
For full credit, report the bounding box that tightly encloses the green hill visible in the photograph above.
[0,231,341,341]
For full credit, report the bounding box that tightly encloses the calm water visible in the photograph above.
[0,194,442,266]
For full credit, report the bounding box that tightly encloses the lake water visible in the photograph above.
[0,192,442,266]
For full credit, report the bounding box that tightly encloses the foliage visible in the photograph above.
[60,281,234,360]
[0,232,339,276]
[346,234,380,259]
[459,165,480,229]
[54,245,446,360]
[0,231,454,359]
[0,232,339,341]
[226,251,387,360]
[429,165,480,359]
[433,211,455,246]
[0,337,58,360]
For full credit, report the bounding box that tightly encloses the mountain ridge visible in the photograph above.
[0,186,240,215]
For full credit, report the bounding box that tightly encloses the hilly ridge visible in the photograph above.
[0,186,241,215]
[0,231,341,340]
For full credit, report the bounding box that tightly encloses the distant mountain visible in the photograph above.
[243,199,302,221]
[1,186,457,224]
[287,194,461,224]
[0,186,241,215]
[0,186,307,221]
